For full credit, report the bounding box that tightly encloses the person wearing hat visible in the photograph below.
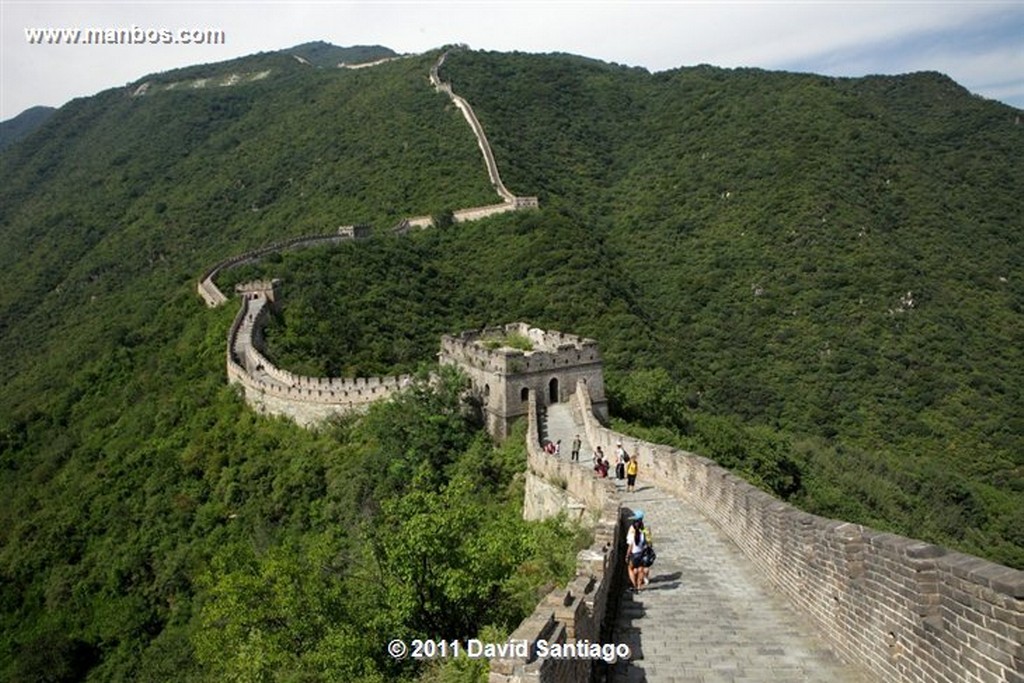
[626,509,649,592]
[615,441,628,462]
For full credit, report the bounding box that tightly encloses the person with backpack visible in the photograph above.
[626,451,639,492]
[626,510,651,592]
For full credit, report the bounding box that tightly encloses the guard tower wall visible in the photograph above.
[439,323,608,438]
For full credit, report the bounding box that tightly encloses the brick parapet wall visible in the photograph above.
[225,292,412,426]
[439,324,602,377]
[198,230,361,308]
[573,386,1024,683]
[489,389,627,683]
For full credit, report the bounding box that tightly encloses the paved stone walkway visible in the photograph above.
[541,404,872,683]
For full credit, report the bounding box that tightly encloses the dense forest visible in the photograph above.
[1,43,1022,681]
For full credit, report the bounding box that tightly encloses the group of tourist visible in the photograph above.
[541,432,656,593]
[592,441,640,492]
[543,434,641,493]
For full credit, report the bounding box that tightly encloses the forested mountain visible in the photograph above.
[0,105,56,150]
[286,41,398,67]
[1,43,1021,681]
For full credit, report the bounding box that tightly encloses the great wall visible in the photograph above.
[198,50,1023,683]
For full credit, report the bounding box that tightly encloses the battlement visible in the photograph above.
[439,323,606,438]
[197,229,369,308]
[235,278,281,306]
[439,323,601,377]
[225,291,414,426]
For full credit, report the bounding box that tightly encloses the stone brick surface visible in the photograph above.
[603,480,871,683]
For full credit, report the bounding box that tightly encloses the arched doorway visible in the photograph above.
[548,378,559,404]
[520,387,529,403]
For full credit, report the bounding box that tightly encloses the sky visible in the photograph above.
[1,1,1023,121]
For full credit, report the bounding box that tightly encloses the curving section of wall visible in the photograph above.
[569,383,1024,683]
[199,48,540,425]
[198,226,369,308]
[225,288,413,426]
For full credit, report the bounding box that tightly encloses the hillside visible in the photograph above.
[438,50,1024,558]
[1,43,1022,680]
[0,105,56,150]
[286,41,398,67]
[0,46,542,682]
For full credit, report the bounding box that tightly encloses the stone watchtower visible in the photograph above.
[235,278,282,310]
[439,322,608,439]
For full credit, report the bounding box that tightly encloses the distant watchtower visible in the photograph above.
[235,279,282,310]
[439,323,608,439]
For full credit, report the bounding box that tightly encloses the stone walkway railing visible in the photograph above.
[557,383,1024,683]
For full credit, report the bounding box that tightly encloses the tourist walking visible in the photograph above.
[626,451,639,492]
[626,510,651,592]
[571,434,581,462]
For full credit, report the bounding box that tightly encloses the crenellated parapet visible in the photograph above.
[440,323,602,375]
[225,287,414,426]
[227,308,607,433]
[198,226,369,308]
[439,323,607,439]
[567,381,1024,683]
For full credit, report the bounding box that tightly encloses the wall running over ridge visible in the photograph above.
[431,50,518,202]
[570,386,1024,683]
[199,48,540,425]
[196,47,1024,681]
[197,48,1022,682]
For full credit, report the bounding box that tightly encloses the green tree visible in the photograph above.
[366,479,531,642]
[192,535,384,683]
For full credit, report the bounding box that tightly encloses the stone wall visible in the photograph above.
[439,324,603,381]
[431,50,538,210]
[226,291,413,427]
[573,385,1024,683]
[201,47,542,428]
[453,202,532,223]
[431,51,512,202]
[489,389,628,683]
[439,323,608,439]
[523,472,588,524]
[198,228,367,308]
